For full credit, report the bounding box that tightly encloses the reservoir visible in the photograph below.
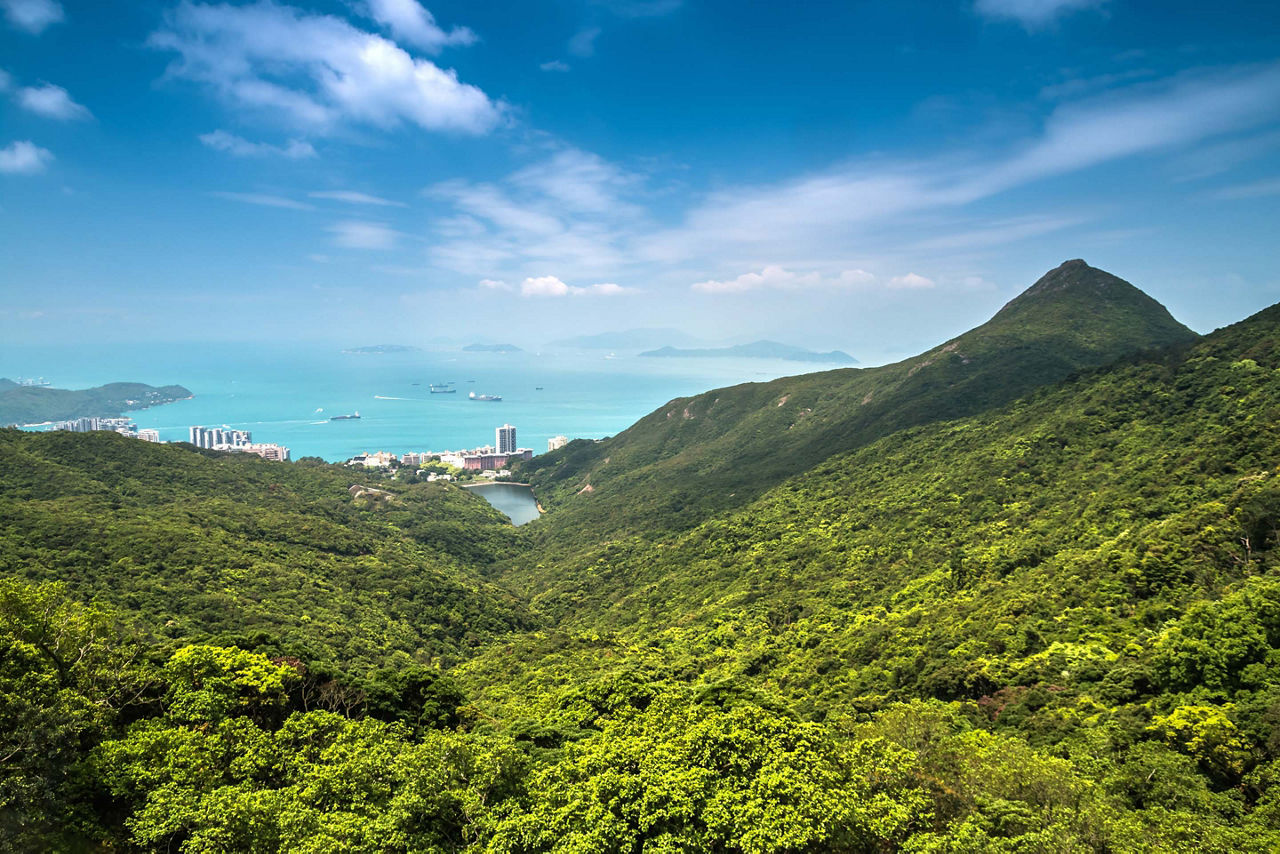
[465,483,541,526]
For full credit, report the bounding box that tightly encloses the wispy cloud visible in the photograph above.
[540,60,571,72]
[692,266,876,294]
[15,83,90,120]
[0,139,52,174]
[426,147,642,280]
[0,69,11,91]
[210,191,315,210]
[150,1,500,135]
[974,0,1105,28]
[638,62,1280,267]
[362,0,475,52]
[310,190,407,207]
[199,130,315,158]
[568,26,601,58]
[416,60,1280,308]
[1213,177,1280,200]
[521,275,633,297]
[329,220,401,249]
[0,0,63,34]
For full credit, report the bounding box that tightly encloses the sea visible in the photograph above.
[3,342,842,462]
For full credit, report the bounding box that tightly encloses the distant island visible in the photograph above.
[463,343,523,353]
[0,380,193,426]
[552,328,702,350]
[342,344,422,355]
[639,340,858,364]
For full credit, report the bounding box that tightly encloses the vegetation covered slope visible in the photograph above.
[519,260,1198,542]
[453,294,1280,848]
[0,380,193,426]
[0,430,534,673]
[10,262,1280,852]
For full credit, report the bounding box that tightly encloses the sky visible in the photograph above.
[2,0,1279,362]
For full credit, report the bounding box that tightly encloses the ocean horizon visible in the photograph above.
[3,342,844,461]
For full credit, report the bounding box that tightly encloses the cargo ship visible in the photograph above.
[468,392,501,402]
[430,383,456,394]
[330,412,361,420]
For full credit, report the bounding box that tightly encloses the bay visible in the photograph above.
[1,342,838,461]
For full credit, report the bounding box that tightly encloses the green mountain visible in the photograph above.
[11,260,1280,852]
[518,260,1198,541]
[0,380,193,426]
[639,340,858,363]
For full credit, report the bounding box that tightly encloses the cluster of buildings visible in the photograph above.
[43,417,289,462]
[52,416,160,443]
[189,425,291,461]
[350,423,544,475]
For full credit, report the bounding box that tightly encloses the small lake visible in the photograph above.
[465,483,541,526]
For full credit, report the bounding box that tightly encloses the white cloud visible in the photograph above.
[16,83,91,120]
[0,139,52,174]
[974,0,1104,28]
[199,130,315,158]
[363,0,475,52]
[478,278,511,290]
[692,266,876,294]
[329,220,401,249]
[521,275,570,297]
[520,275,632,297]
[888,273,935,290]
[0,0,63,34]
[150,1,500,135]
[211,191,315,210]
[540,60,571,72]
[568,26,601,58]
[310,190,406,207]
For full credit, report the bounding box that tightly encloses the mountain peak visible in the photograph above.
[989,261,1196,352]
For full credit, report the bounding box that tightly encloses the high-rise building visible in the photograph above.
[548,435,569,452]
[189,426,251,449]
[496,423,517,454]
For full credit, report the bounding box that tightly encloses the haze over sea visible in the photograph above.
[1,342,834,462]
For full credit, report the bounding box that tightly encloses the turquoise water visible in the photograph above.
[1,342,836,461]
[464,483,541,526]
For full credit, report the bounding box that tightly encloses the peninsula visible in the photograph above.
[639,340,858,364]
[0,380,193,427]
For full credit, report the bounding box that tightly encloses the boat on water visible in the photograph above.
[535,386,544,390]
[430,385,456,394]
[330,411,361,420]
[468,392,502,402]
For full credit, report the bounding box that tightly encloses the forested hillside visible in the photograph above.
[519,260,1197,542]
[5,263,1280,851]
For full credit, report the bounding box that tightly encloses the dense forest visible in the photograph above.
[4,262,1280,851]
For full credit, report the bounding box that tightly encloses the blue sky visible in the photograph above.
[2,0,1279,360]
